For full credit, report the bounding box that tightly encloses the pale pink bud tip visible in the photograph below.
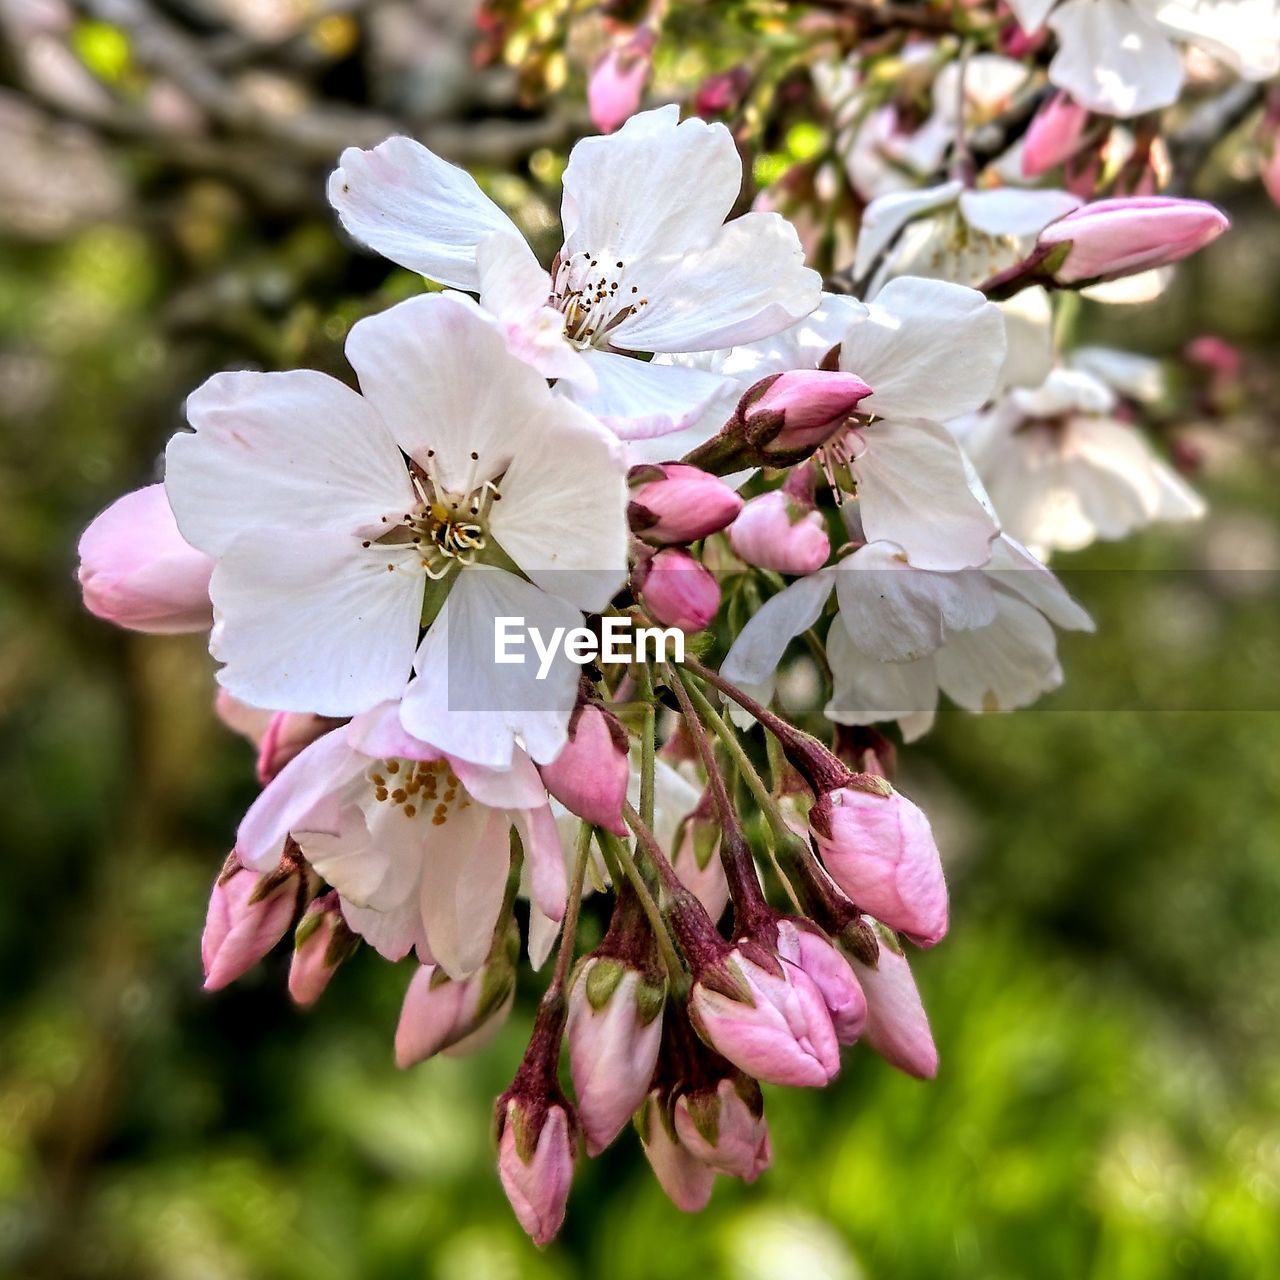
[396,950,515,1067]
[629,463,744,545]
[497,1102,575,1247]
[750,370,872,452]
[637,547,720,632]
[637,1092,717,1212]
[287,893,353,1007]
[588,28,655,135]
[1038,197,1228,284]
[567,959,666,1156]
[1022,92,1089,177]
[77,484,214,634]
[852,943,938,1079]
[201,855,298,991]
[539,704,631,837]
[810,786,948,947]
[729,490,830,574]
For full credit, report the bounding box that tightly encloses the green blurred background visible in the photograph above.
[3,4,1280,1276]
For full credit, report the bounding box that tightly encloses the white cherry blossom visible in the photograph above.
[237,701,564,978]
[953,358,1204,556]
[722,534,1093,740]
[329,106,822,438]
[165,291,628,764]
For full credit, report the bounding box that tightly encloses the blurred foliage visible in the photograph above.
[3,3,1280,1277]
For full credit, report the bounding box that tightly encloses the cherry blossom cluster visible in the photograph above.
[77,97,1230,1244]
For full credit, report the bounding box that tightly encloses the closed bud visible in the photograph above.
[201,848,306,991]
[673,1076,771,1182]
[729,489,830,575]
[396,925,518,1067]
[588,26,656,135]
[256,712,339,785]
[809,785,948,947]
[1036,197,1228,284]
[1022,92,1090,177]
[628,463,744,545]
[746,370,873,455]
[567,956,667,1155]
[688,941,841,1088]
[636,547,720,631]
[672,804,731,922]
[77,484,213,634]
[539,702,630,836]
[496,1097,577,1247]
[773,918,866,1045]
[636,1090,717,1212]
[288,892,357,1007]
[850,933,938,1079]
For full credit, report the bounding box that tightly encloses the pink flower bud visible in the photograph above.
[588,27,655,135]
[673,1077,771,1182]
[688,942,840,1088]
[729,490,830,574]
[694,65,750,117]
[539,703,630,836]
[672,814,731,922]
[629,463,744,545]
[636,1091,717,1212]
[201,851,302,991]
[1022,92,1090,177]
[1037,197,1228,284]
[637,548,720,632]
[77,484,213,634]
[774,919,866,1045]
[810,784,948,947]
[850,938,938,1079]
[567,957,666,1155]
[395,952,516,1068]
[496,1099,576,1246]
[747,370,873,453]
[288,892,356,1007]
[256,712,338,786]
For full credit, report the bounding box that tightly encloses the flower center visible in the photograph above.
[371,448,503,580]
[551,250,649,349]
[368,758,473,826]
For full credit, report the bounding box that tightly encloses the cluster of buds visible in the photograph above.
[71,66,1239,1243]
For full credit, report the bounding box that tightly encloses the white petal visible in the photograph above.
[168,370,414,555]
[825,620,940,742]
[561,106,742,263]
[852,182,964,282]
[834,542,997,663]
[401,567,583,768]
[854,418,1000,571]
[341,895,429,963]
[996,289,1054,391]
[476,232,595,389]
[419,804,512,978]
[344,292,551,490]
[840,277,1006,421]
[957,187,1082,237]
[1048,0,1184,116]
[720,569,836,687]
[237,727,366,870]
[986,535,1095,632]
[451,748,548,811]
[513,804,568,926]
[1006,0,1059,29]
[209,529,423,716]
[934,593,1064,713]
[489,401,628,612]
[1154,0,1280,79]
[328,136,518,289]
[561,351,727,440]
[611,212,821,353]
